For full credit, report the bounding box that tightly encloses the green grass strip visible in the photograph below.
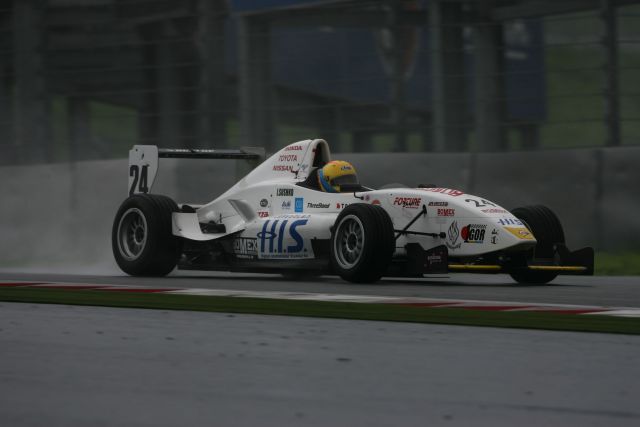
[1,287,639,335]
[595,251,640,276]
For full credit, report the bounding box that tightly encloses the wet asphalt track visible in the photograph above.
[1,302,639,427]
[1,271,639,426]
[1,271,639,308]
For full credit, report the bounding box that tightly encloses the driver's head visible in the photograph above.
[318,160,358,193]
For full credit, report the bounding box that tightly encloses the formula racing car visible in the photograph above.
[112,139,593,283]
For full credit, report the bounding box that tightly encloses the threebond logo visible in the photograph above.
[257,219,308,254]
[307,202,329,209]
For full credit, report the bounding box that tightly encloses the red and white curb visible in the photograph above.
[2,281,640,318]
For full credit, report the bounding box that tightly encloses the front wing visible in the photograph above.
[392,243,594,277]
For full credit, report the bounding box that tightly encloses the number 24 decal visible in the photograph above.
[129,165,149,196]
[464,198,496,208]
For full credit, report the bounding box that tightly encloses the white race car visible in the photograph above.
[112,139,593,284]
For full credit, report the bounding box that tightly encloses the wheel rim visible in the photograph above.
[334,214,365,269]
[117,208,148,261]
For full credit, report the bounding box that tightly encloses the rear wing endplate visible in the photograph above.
[128,145,265,196]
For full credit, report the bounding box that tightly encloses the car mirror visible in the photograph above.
[340,183,361,192]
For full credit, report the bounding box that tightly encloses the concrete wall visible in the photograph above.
[0,147,638,269]
[0,158,237,269]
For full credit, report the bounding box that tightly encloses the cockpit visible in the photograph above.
[297,143,370,193]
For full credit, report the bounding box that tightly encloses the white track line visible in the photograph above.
[166,288,640,317]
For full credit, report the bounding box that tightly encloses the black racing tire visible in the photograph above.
[330,204,395,283]
[112,194,182,276]
[509,205,565,284]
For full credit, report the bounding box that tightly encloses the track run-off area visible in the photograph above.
[1,271,639,333]
[1,271,640,307]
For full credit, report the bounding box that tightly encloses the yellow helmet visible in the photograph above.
[318,160,358,193]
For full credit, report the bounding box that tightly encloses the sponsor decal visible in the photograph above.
[233,238,257,259]
[257,219,308,258]
[340,165,352,171]
[424,245,448,273]
[277,188,294,197]
[465,198,497,208]
[259,198,269,208]
[393,197,421,209]
[278,154,297,162]
[336,202,350,209]
[427,254,441,263]
[491,228,498,244]
[428,201,448,207]
[437,208,455,217]
[446,221,461,249]
[295,198,304,213]
[504,226,535,240]
[419,188,464,197]
[307,202,329,209]
[371,199,381,205]
[285,145,303,151]
[258,211,269,218]
[481,208,508,214]
[461,224,487,244]
[273,214,310,219]
[273,165,294,172]
[281,200,291,210]
[497,217,523,226]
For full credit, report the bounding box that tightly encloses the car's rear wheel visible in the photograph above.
[112,194,182,276]
[509,205,565,284]
[330,204,395,283]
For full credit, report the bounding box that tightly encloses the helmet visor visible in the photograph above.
[331,174,358,187]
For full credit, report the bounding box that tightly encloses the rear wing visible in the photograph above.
[128,145,265,196]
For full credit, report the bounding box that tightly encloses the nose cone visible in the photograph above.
[502,226,536,241]
[497,224,537,252]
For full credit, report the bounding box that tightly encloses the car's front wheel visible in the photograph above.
[509,205,565,284]
[330,204,395,283]
[112,194,182,276]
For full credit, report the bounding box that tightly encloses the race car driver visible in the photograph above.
[318,160,359,193]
